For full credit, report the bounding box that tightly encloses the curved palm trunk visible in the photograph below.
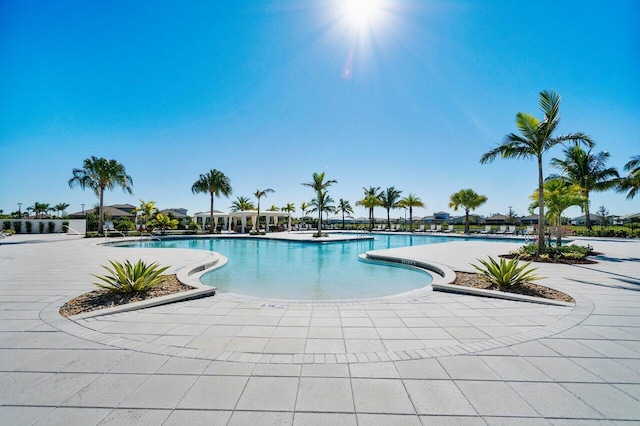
[209,192,215,234]
[342,211,345,231]
[317,204,322,236]
[369,208,373,232]
[537,156,546,253]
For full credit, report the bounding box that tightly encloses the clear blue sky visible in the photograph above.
[1,0,638,219]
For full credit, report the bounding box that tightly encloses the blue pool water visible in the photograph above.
[118,234,510,300]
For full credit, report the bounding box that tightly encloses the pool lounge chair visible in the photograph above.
[435,224,442,232]
[480,225,492,234]
[506,225,516,235]
[444,224,455,233]
[496,225,507,234]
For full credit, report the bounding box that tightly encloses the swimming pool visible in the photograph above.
[119,234,477,300]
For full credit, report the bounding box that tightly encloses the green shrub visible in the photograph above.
[472,256,542,289]
[92,259,170,294]
[511,242,591,260]
[25,221,32,233]
[48,222,55,233]
[13,221,22,233]
[38,222,45,233]
[116,220,135,232]
[62,221,69,233]
[3,221,10,230]
[85,232,100,238]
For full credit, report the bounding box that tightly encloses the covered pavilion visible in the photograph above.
[193,210,291,233]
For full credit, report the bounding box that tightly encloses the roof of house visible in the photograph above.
[69,206,134,218]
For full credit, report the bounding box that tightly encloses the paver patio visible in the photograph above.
[1,233,639,424]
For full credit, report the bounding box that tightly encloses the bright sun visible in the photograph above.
[344,0,381,25]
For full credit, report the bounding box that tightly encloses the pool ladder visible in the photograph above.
[356,225,368,239]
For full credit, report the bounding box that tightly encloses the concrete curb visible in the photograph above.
[432,282,575,307]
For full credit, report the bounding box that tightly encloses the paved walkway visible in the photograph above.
[1,234,639,424]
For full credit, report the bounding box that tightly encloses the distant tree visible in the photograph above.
[300,201,310,226]
[480,90,593,253]
[191,169,231,234]
[617,155,640,200]
[309,190,335,230]
[230,196,255,212]
[550,145,619,230]
[254,188,275,232]
[54,202,70,218]
[448,189,488,234]
[380,187,403,230]
[337,198,354,230]
[136,199,157,228]
[356,186,382,231]
[150,213,179,235]
[281,202,296,229]
[530,179,584,246]
[596,205,609,228]
[302,172,337,237]
[398,193,425,233]
[69,156,133,234]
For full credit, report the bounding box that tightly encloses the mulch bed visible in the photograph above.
[500,254,597,265]
[59,275,193,317]
[452,271,574,303]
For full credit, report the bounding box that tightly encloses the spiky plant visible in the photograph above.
[471,256,542,289]
[92,259,170,293]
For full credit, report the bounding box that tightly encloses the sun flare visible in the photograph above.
[344,0,381,25]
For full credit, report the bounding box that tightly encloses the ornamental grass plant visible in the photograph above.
[472,256,542,290]
[92,259,170,294]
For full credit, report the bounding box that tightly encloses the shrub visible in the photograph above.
[85,232,100,238]
[62,221,69,233]
[116,220,135,232]
[3,221,10,230]
[472,256,542,289]
[92,259,170,294]
[48,222,55,233]
[25,221,32,233]
[39,222,45,233]
[13,221,22,233]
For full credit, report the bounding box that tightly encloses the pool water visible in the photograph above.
[119,234,518,300]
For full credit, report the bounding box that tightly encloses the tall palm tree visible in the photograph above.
[617,155,640,200]
[380,187,403,230]
[480,90,593,253]
[230,196,255,212]
[337,198,354,230]
[530,179,584,246]
[550,145,619,230]
[300,201,310,227]
[301,172,337,237]
[398,193,424,233]
[254,188,275,232]
[448,189,488,234]
[356,186,382,231]
[191,169,232,234]
[281,202,296,230]
[69,156,133,233]
[309,191,335,230]
[31,202,49,219]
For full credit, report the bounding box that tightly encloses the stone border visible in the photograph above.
[432,282,575,307]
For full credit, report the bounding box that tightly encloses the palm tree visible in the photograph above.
[281,202,296,230]
[254,188,275,232]
[31,202,49,219]
[309,190,335,231]
[300,201,310,227]
[380,187,403,230]
[301,172,337,237]
[230,196,255,212]
[398,193,425,233]
[480,90,593,253]
[135,199,157,229]
[54,202,70,218]
[530,179,584,246]
[550,145,619,230]
[356,186,382,231]
[617,155,640,200]
[69,156,133,234]
[448,189,488,234]
[191,169,232,234]
[337,198,354,230]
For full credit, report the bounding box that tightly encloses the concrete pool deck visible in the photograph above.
[1,233,639,424]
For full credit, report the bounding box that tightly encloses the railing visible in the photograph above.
[356,225,368,239]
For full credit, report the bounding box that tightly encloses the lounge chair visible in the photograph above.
[506,225,516,235]
[435,224,442,232]
[416,225,425,232]
[496,225,507,234]
[480,225,492,234]
[444,224,454,233]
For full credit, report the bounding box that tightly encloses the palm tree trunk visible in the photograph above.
[584,192,591,231]
[317,204,322,236]
[209,192,214,234]
[465,209,470,234]
[409,207,413,232]
[342,211,345,231]
[537,156,546,254]
[387,209,391,230]
[99,189,105,234]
